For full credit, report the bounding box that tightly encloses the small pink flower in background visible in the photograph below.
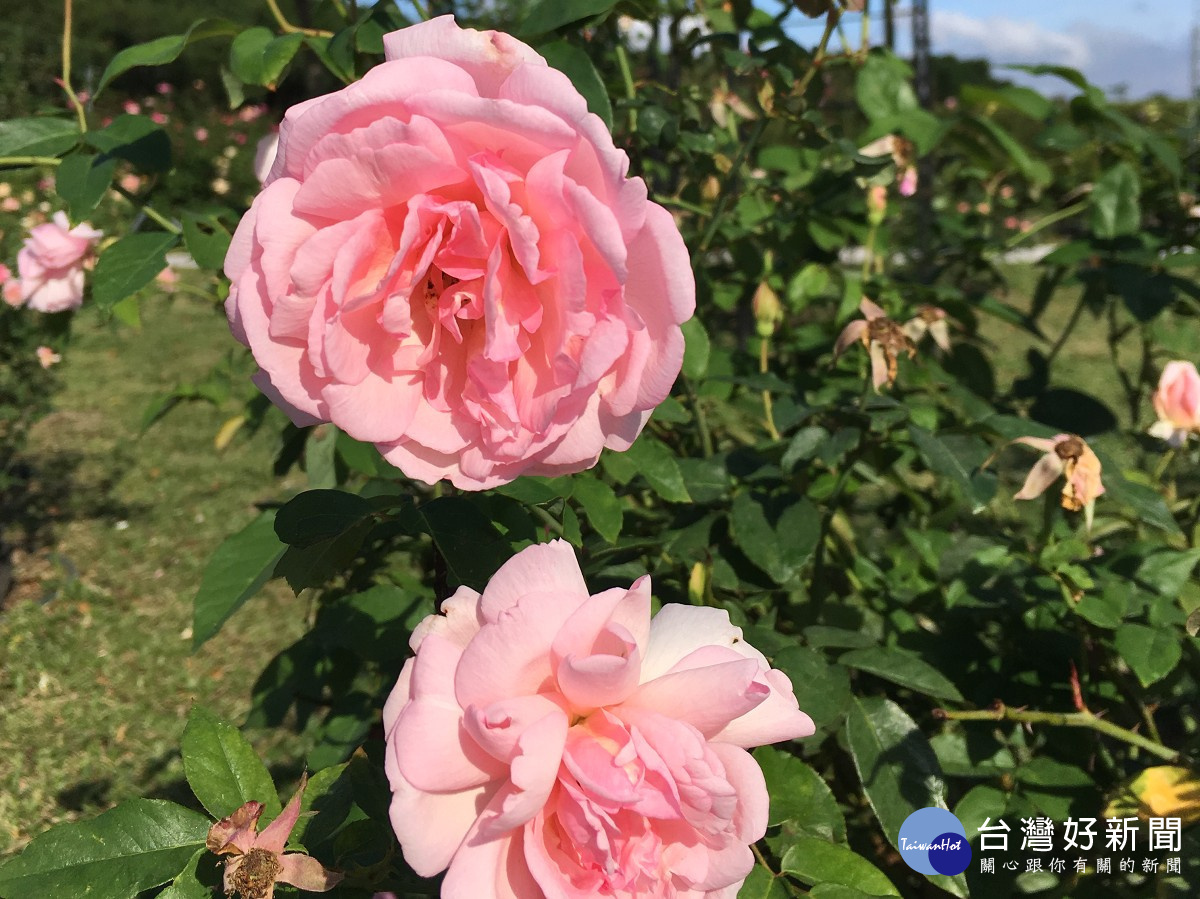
[206,774,342,898]
[384,540,812,899]
[253,133,279,185]
[944,96,959,109]
[1019,218,1033,232]
[119,173,141,193]
[238,104,267,123]
[898,166,918,197]
[233,131,248,145]
[866,184,887,224]
[75,90,90,104]
[0,263,10,284]
[2,197,21,212]
[36,346,61,368]
[194,127,209,142]
[38,176,55,193]
[834,298,916,391]
[3,279,24,307]
[17,211,103,313]
[122,99,140,115]
[1012,434,1105,530]
[0,183,11,198]
[999,185,1015,200]
[156,81,173,95]
[226,16,695,489]
[903,305,952,352]
[150,111,168,125]
[956,201,971,214]
[156,266,179,291]
[1149,361,1200,446]
[976,202,991,215]
[1004,215,1019,230]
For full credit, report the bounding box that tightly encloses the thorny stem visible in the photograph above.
[795,8,842,98]
[615,44,638,135]
[759,338,781,441]
[0,156,63,168]
[698,117,766,253]
[112,185,182,234]
[265,0,334,37]
[934,702,1182,763]
[682,375,715,458]
[62,0,87,132]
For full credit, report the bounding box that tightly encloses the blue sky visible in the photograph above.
[782,0,1193,98]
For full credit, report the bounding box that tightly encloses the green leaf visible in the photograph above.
[572,477,623,544]
[729,495,816,585]
[97,19,238,94]
[230,27,305,87]
[963,113,1051,186]
[93,231,180,310]
[193,511,285,649]
[417,495,537,591]
[0,799,209,899]
[182,211,233,270]
[0,117,79,158]
[156,849,208,899]
[738,866,791,899]
[275,518,374,593]
[1090,162,1140,239]
[623,435,690,503]
[275,489,374,547]
[780,837,899,896]
[855,53,916,121]
[518,0,617,36]
[540,41,613,131]
[845,697,966,898]
[293,762,353,849]
[681,317,711,380]
[839,646,964,701]
[181,705,280,821]
[754,747,845,841]
[771,647,851,733]
[85,115,172,173]
[907,425,988,513]
[303,34,354,84]
[1114,623,1182,687]
[56,153,116,218]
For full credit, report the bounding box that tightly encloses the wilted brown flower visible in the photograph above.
[902,305,951,352]
[833,298,915,391]
[207,774,342,899]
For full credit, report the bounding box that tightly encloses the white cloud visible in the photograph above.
[931,10,1090,69]
[929,10,1188,97]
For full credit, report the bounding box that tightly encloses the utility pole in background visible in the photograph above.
[910,0,934,278]
[884,0,896,51]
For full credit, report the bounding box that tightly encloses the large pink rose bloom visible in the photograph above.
[17,211,102,312]
[383,541,813,899]
[225,17,694,489]
[1150,361,1200,446]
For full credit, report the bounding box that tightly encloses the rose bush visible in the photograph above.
[383,540,812,898]
[225,16,694,490]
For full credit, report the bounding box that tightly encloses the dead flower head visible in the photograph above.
[859,134,918,196]
[902,305,952,352]
[834,298,915,391]
[206,774,342,899]
[1011,433,1106,531]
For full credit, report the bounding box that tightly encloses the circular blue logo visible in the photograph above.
[898,808,971,876]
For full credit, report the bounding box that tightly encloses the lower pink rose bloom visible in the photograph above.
[384,540,813,899]
[17,211,102,313]
[1150,361,1200,446]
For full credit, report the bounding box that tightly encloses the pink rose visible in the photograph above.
[1150,360,1200,445]
[194,127,209,142]
[17,211,103,312]
[36,346,62,368]
[253,132,279,185]
[0,263,11,283]
[383,540,813,899]
[225,16,694,489]
[123,100,140,115]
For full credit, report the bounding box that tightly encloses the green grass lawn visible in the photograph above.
[0,291,308,855]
